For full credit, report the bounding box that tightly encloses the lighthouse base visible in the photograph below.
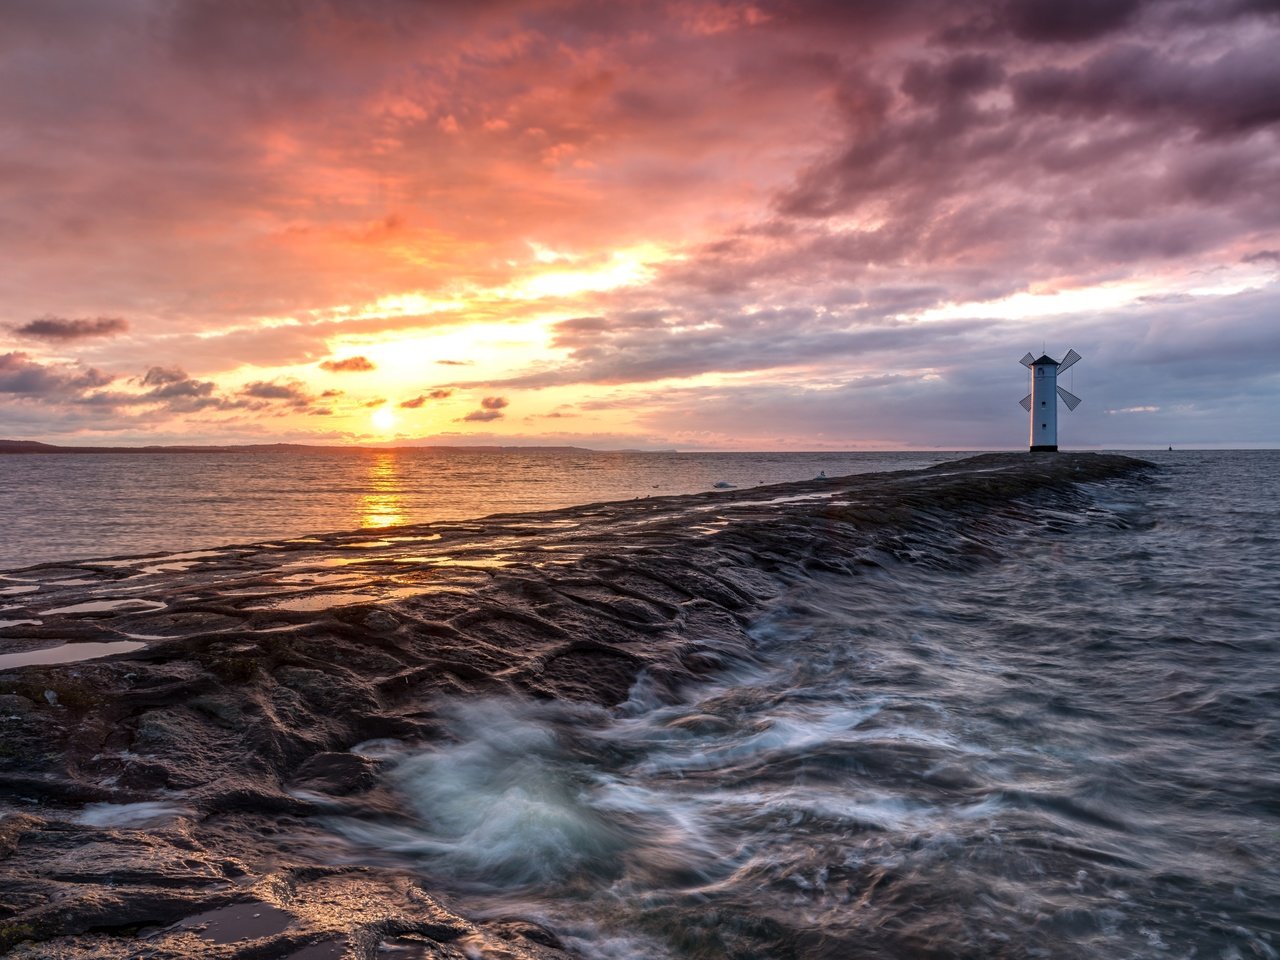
[1029,444,1059,453]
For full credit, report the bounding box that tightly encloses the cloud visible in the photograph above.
[461,409,505,422]
[13,316,128,340]
[319,355,376,372]
[240,379,315,407]
[0,352,114,397]
[1243,249,1280,264]
[1004,0,1146,43]
[1010,40,1280,138]
[399,388,451,408]
[1,0,1277,447]
[458,397,509,422]
[140,366,188,387]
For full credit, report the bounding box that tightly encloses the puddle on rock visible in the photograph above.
[41,598,167,616]
[0,640,146,670]
[256,592,380,612]
[176,901,294,945]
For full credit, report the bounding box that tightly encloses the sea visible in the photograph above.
[0,448,961,569]
[1,448,1277,958]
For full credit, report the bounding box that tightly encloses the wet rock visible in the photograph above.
[290,752,380,796]
[0,453,1152,958]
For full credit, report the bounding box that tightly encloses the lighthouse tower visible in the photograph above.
[1019,349,1081,452]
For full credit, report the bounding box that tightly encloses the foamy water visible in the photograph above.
[322,451,1280,958]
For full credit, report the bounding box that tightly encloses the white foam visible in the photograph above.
[76,801,193,828]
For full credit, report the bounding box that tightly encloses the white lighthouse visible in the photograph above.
[1019,349,1082,452]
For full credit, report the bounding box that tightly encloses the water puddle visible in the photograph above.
[259,592,380,612]
[41,598,167,616]
[0,639,146,669]
[175,901,294,945]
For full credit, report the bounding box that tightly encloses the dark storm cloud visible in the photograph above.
[319,355,376,372]
[13,316,129,340]
[901,54,1005,104]
[1011,40,1280,138]
[1004,0,1146,43]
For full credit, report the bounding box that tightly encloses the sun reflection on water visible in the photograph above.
[361,452,405,528]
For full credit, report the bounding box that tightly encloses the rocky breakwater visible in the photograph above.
[0,453,1151,958]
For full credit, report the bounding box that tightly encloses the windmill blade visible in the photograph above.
[1058,348,1081,372]
[1057,385,1082,410]
[1019,352,1035,367]
[1019,394,1032,411]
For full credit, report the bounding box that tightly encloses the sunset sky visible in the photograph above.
[2,0,1277,450]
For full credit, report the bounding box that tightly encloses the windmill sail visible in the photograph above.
[1058,348,1081,372]
[1057,386,1082,410]
[1019,352,1036,367]
[1019,394,1032,411]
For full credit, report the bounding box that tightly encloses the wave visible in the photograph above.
[0,453,1176,959]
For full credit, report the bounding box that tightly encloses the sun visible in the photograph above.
[371,407,396,433]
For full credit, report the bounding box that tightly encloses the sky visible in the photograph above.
[1,0,1278,450]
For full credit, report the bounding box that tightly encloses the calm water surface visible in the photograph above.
[0,449,960,568]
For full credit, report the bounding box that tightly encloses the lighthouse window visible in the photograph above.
[1041,401,1046,407]
[1041,423,1047,429]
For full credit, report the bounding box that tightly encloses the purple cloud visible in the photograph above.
[13,316,129,340]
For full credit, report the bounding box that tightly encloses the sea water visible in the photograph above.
[327,450,1279,958]
[0,449,958,569]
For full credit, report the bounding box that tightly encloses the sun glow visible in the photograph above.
[371,407,396,433]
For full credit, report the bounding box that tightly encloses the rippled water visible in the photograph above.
[326,451,1280,958]
[0,449,960,568]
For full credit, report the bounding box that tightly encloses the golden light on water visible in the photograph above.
[361,451,404,528]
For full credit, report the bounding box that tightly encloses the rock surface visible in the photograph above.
[0,453,1151,958]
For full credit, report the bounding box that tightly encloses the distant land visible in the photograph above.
[0,439,612,455]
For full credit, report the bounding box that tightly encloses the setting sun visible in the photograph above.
[371,407,396,433]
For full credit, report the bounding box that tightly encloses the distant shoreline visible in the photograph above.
[0,439,610,455]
